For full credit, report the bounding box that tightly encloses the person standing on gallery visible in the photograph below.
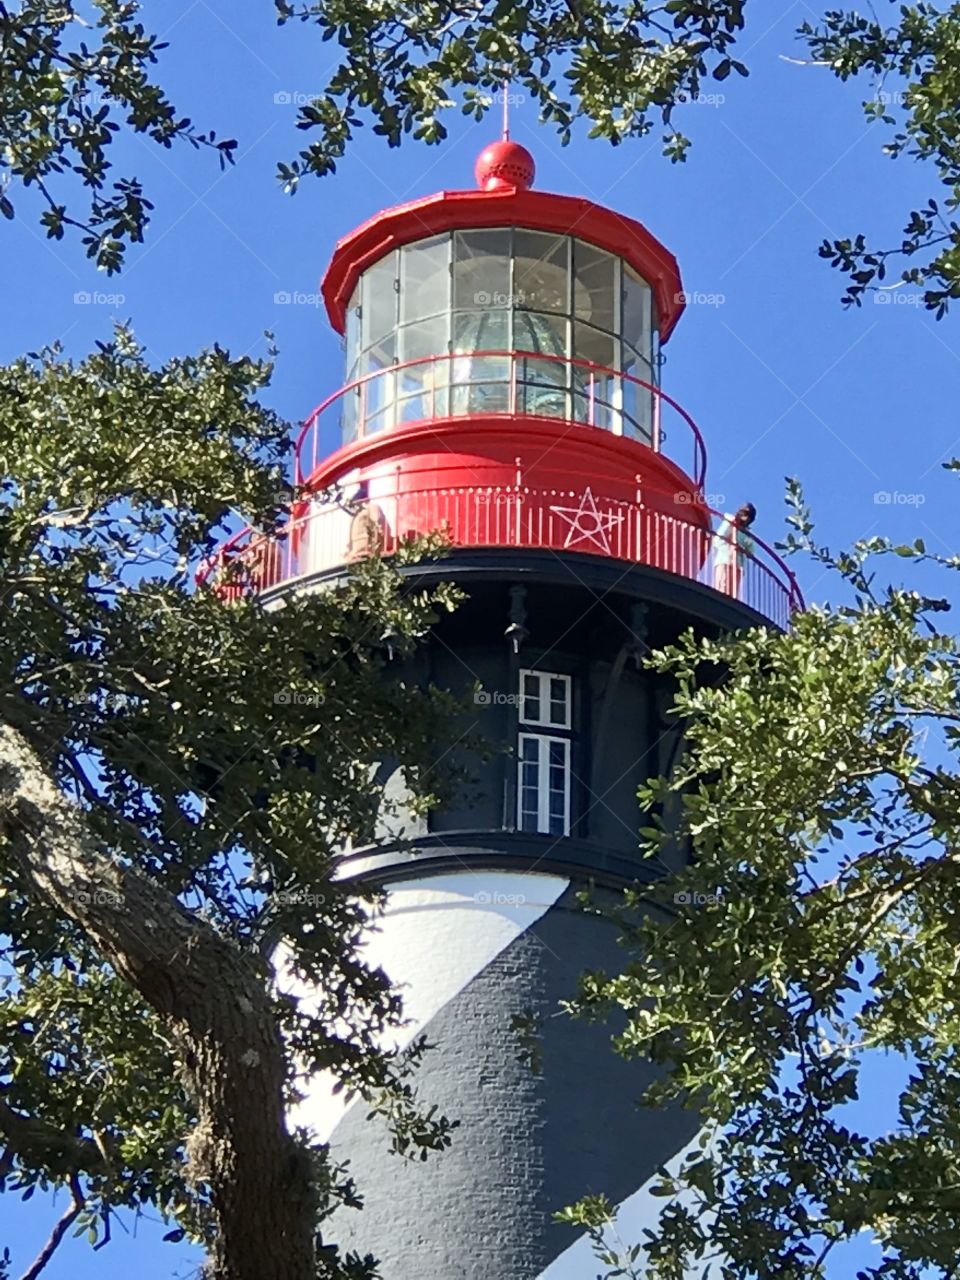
[713,502,756,598]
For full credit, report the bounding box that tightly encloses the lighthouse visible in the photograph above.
[205,136,802,1278]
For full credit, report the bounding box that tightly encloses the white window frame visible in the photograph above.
[519,668,572,730]
[517,733,571,836]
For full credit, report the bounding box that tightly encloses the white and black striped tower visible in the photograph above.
[208,137,802,1277]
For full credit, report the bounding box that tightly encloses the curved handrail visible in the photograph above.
[293,349,708,491]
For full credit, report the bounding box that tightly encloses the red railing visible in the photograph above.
[197,483,804,629]
[294,350,708,491]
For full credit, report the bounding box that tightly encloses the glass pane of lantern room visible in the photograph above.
[400,235,451,325]
[359,332,396,436]
[397,313,450,423]
[361,251,398,349]
[453,230,511,311]
[514,312,569,419]
[345,282,361,379]
[452,306,509,353]
[513,309,567,357]
[622,345,653,444]
[573,241,616,336]
[513,230,569,315]
[341,387,360,444]
[573,323,619,430]
[622,266,653,367]
[451,309,509,415]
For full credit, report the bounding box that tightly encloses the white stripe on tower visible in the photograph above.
[536,1136,711,1280]
[289,870,570,1142]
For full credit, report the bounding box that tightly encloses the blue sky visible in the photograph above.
[2,0,957,1274]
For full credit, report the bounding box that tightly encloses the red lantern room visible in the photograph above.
[203,138,801,628]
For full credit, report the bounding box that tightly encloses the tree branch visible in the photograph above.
[0,721,318,1280]
[19,1172,85,1280]
[0,1097,108,1180]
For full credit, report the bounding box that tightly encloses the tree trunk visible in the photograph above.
[0,723,317,1280]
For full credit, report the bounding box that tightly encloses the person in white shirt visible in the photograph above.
[713,503,756,598]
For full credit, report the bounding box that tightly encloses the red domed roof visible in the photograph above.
[475,140,536,192]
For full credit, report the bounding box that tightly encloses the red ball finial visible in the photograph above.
[475,140,536,192]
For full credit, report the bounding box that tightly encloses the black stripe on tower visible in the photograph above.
[325,884,697,1279]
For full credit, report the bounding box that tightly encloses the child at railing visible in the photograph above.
[713,503,756,598]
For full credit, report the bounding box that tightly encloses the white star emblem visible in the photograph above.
[549,487,624,554]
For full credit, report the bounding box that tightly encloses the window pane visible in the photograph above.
[574,322,616,369]
[361,252,398,348]
[622,345,654,443]
[520,672,572,725]
[360,333,396,375]
[513,311,567,358]
[520,805,539,833]
[453,308,509,353]
[622,342,652,384]
[400,235,450,324]
[517,354,568,420]
[622,266,653,363]
[513,314,568,418]
[341,386,360,444]
[547,739,568,835]
[519,737,540,833]
[451,311,510,414]
[345,283,361,372]
[359,318,396,429]
[548,677,569,726]
[573,240,616,334]
[344,347,361,447]
[521,673,540,723]
[359,337,395,435]
[518,733,570,836]
[453,230,511,310]
[451,353,509,386]
[395,374,436,425]
[362,379,395,434]
[514,231,568,314]
[396,318,450,424]
[573,324,618,429]
[450,371,510,416]
[521,693,540,722]
[548,740,568,835]
[399,314,450,365]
